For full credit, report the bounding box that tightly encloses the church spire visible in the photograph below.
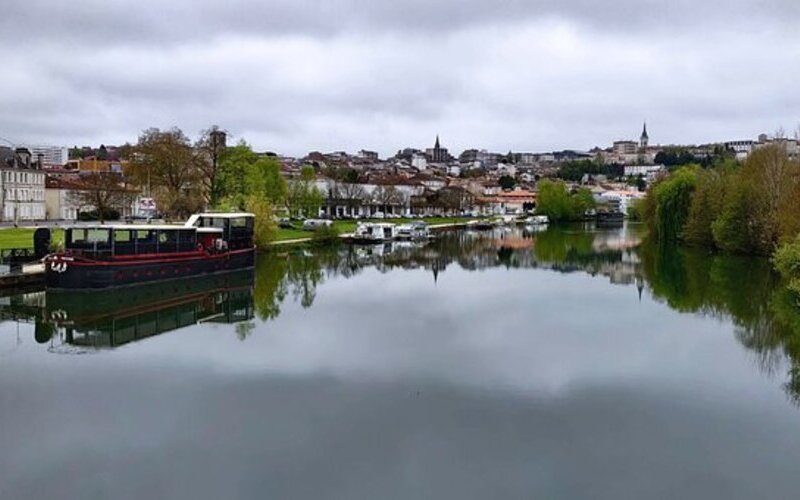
[434,135,440,149]
[640,122,649,149]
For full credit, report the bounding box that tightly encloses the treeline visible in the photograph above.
[653,145,733,168]
[641,144,800,293]
[642,145,800,254]
[557,159,623,182]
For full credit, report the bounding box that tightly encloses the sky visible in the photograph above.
[2,0,799,157]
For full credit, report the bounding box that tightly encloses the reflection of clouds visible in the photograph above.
[123,264,777,402]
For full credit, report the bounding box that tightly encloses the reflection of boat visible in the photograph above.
[467,220,495,230]
[396,221,430,240]
[45,213,255,290]
[524,215,549,226]
[350,222,398,243]
[39,269,255,349]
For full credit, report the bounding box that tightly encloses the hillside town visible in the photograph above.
[0,123,795,224]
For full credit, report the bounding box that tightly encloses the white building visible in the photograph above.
[20,145,68,167]
[45,178,81,220]
[1,168,46,221]
[411,153,428,171]
[624,164,665,178]
[596,190,645,216]
[725,140,755,160]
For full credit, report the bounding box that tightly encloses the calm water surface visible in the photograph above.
[2,223,800,499]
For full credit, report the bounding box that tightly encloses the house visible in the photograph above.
[0,147,47,221]
[45,177,82,220]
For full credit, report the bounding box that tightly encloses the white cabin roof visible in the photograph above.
[185,212,254,227]
[74,224,189,231]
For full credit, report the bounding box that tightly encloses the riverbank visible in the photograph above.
[0,217,478,250]
[269,217,478,247]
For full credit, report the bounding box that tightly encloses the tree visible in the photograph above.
[437,186,473,215]
[741,145,800,249]
[536,180,573,222]
[650,166,698,242]
[711,175,759,254]
[683,168,726,247]
[498,175,516,190]
[245,156,287,203]
[69,172,135,223]
[372,185,406,214]
[195,125,228,206]
[286,166,324,218]
[331,182,367,216]
[216,140,259,208]
[129,127,204,218]
[245,195,277,249]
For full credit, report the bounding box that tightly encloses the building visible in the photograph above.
[624,164,665,178]
[1,167,46,221]
[725,140,755,160]
[426,135,451,163]
[613,141,638,156]
[20,145,68,167]
[45,177,81,220]
[358,150,379,161]
[0,147,47,221]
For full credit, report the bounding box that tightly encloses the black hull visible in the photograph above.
[46,248,255,290]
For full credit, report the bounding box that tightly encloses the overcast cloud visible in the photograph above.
[1,0,799,156]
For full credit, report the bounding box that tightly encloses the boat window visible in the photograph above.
[157,230,179,252]
[87,229,110,245]
[114,230,131,243]
[69,229,86,244]
[134,230,157,254]
[202,217,226,229]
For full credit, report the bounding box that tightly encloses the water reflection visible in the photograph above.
[251,223,800,405]
[0,270,254,352]
[5,222,800,404]
[639,241,800,403]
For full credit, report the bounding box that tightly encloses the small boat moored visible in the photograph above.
[350,222,398,243]
[396,221,430,240]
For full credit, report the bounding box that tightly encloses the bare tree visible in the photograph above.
[331,182,367,216]
[69,172,135,223]
[372,185,406,214]
[129,127,204,218]
[195,125,227,206]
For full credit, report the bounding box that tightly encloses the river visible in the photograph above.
[2,223,800,499]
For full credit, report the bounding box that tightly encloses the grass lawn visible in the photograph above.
[274,217,476,243]
[0,228,64,250]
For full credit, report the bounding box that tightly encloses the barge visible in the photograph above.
[44,213,255,290]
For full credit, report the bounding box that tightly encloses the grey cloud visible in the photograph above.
[2,0,798,46]
[1,0,799,154]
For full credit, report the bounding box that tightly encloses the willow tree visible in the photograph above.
[650,166,698,242]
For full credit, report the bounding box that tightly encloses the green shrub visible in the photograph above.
[774,235,800,295]
[311,225,340,245]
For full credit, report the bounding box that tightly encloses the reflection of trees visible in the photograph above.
[639,238,800,404]
[252,224,645,323]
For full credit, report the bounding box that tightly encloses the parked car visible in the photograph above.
[302,219,334,230]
